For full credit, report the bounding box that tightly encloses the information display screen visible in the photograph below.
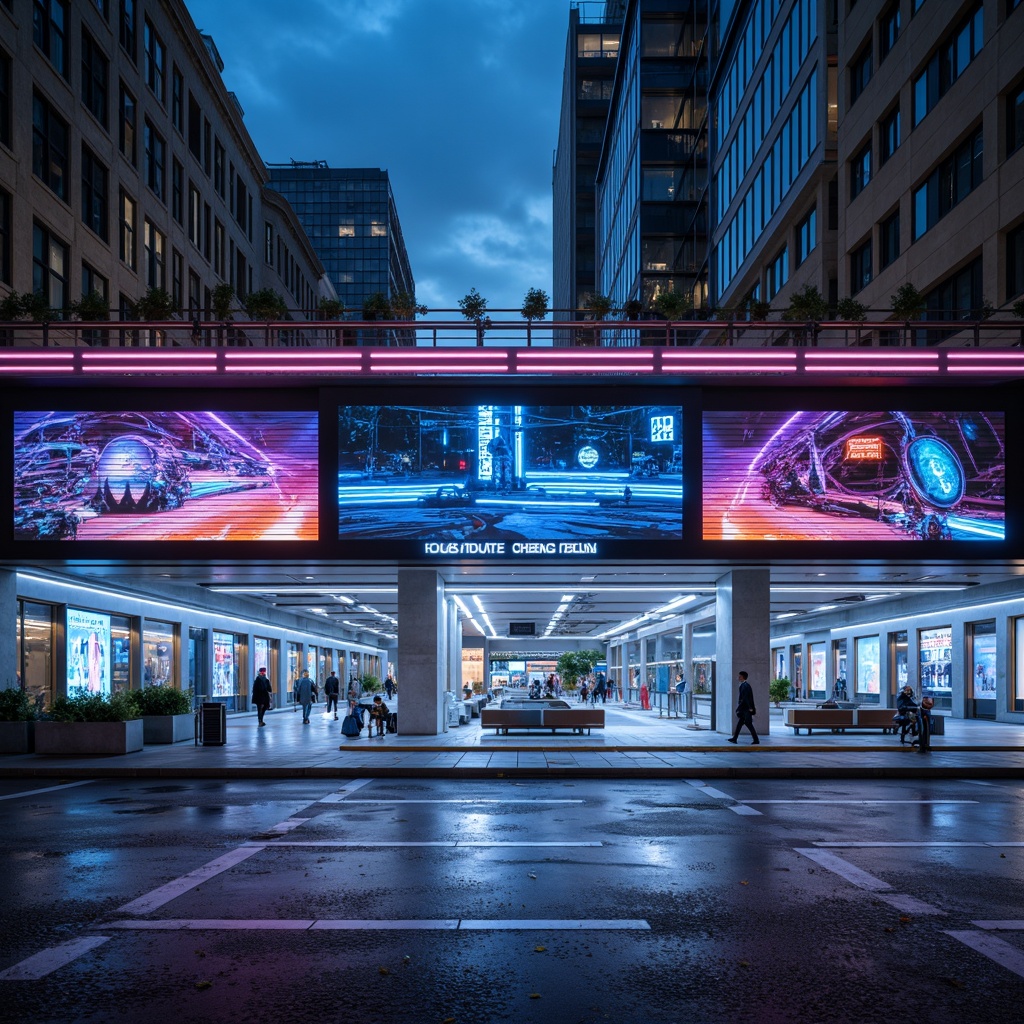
[67,608,111,695]
[338,403,683,555]
[702,410,1004,542]
[14,411,318,541]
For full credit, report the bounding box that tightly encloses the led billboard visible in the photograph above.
[338,404,683,555]
[702,410,1004,541]
[14,411,318,541]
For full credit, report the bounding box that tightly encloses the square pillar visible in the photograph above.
[397,569,446,735]
[715,569,771,736]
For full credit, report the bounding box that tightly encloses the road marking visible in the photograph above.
[972,921,1024,930]
[794,848,893,891]
[104,918,650,931]
[945,931,1024,979]
[729,805,763,816]
[0,936,110,980]
[874,893,946,915]
[117,846,263,914]
[261,817,311,834]
[0,780,95,802]
[744,800,978,805]
[813,842,1024,848]
[322,798,585,804]
[246,840,603,848]
[686,779,761,815]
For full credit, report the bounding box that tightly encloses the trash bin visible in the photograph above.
[201,701,226,746]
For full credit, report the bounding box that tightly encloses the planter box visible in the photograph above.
[0,720,35,754]
[142,713,195,744]
[35,719,144,756]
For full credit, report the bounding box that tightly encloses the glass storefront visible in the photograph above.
[17,600,54,711]
[889,630,908,703]
[287,642,301,689]
[189,627,208,707]
[111,616,132,693]
[306,645,318,681]
[968,621,996,718]
[833,638,847,693]
[919,626,952,710]
[143,620,175,688]
[212,631,242,711]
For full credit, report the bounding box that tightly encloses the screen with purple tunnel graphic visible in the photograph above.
[14,411,318,541]
[702,410,1004,541]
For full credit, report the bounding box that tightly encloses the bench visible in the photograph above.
[784,707,897,735]
[481,702,605,735]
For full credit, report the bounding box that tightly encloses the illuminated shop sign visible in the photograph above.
[845,436,883,460]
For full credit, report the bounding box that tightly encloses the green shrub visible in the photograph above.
[128,686,194,716]
[0,688,36,722]
[769,677,792,705]
[359,673,382,693]
[47,691,138,722]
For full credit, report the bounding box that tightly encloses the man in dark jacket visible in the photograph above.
[727,670,759,745]
[324,671,341,720]
[251,668,272,727]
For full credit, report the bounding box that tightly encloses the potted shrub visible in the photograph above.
[556,650,603,692]
[770,676,792,708]
[520,287,549,347]
[458,288,491,347]
[129,686,195,744]
[0,687,37,755]
[359,673,382,695]
[35,692,143,756]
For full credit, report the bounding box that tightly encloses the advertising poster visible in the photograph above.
[212,632,238,703]
[856,636,880,695]
[14,411,318,541]
[973,633,997,697]
[66,608,111,694]
[920,627,953,693]
[338,404,683,547]
[702,410,1004,541]
[809,645,826,695]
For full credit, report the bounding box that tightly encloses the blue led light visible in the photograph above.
[905,437,964,509]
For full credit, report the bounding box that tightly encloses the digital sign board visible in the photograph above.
[338,403,683,556]
[702,410,1004,542]
[14,411,318,541]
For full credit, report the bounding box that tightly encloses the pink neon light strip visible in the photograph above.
[946,354,1024,361]
[0,364,76,372]
[371,365,509,372]
[806,355,938,362]
[87,365,217,373]
[226,364,365,372]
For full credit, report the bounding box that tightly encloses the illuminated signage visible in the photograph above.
[577,445,599,469]
[651,415,675,443]
[845,436,883,460]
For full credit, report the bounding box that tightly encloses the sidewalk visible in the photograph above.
[2,702,1023,780]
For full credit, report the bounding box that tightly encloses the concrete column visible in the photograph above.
[0,570,17,689]
[397,568,446,735]
[715,569,771,736]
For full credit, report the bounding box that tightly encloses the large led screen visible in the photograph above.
[14,411,318,541]
[703,410,1004,541]
[338,404,683,552]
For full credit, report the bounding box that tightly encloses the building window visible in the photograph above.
[370,221,388,238]
[214,139,225,197]
[143,18,165,103]
[32,221,69,308]
[203,203,211,262]
[81,263,108,304]
[912,127,983,241]
[850,239,872,294]
[119,189,136,270]
[0,187,10,285]
[913,4,984,126]
[171,158,183,224]
[1008,224,1024,300]
[171,248,183,309]
[577,31,618,59]
[214,219,225,278]
[119,82,136,166]
[188,183,200,249]
[264,222,273,266]
[880,105,901,164]
[880,210,900,269]
[850,144,871,198]
[578,79,613,101]
[119,0,136,62]
[879,4,901,62]
[188,270,201,315]
[796,207,817,266]
[924,255,983,321]
[849,44,872,106]
[31,92,68,200]
[1008,82,1024,157]
[90,0,109,16]
[144,120,165,201]
[81,146,109,241]
[33,0,68,77]
[143,219,165,289]
[81,31,109,129]
[203,120,212,177]
[188,92,201,160]
[0,48,13,150]
[766,246,789,300]
[171,65,183,134]
[235,176,248,231]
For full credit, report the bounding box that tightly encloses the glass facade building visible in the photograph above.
[266,163,415,317]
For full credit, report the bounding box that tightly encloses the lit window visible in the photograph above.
[338,221,355,237]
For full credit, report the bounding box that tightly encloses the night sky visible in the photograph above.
[185,0,569,315]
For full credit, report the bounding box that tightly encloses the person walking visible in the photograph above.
[384,674,395,699]
[728,670,760,744]
[324,671,340,720]
[295,671,314,724]
[251,667,272,727]
[594,672,607,704]
[639,678,651,710]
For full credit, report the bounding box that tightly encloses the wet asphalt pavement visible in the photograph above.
[1,775,1023,1023]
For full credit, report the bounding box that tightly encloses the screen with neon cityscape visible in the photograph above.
[337,404,683,547]
[702,410,1005,542]
[13,411,318,541]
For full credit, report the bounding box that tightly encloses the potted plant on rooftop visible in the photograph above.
[35,691,143,756]
[128,686,195,744]
[458,288,491,347]
[0,687,38,755]
[520,287,549,347]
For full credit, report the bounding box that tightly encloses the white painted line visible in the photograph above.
[695,786,736,801]
[458,919,650,931]
[874,893,945,915]
[946,931,1024,979]
[729,805,763,816]
[744,800,978,805]
[313,920,460,931]
[0,936,110,980]
[0,780,95,802]
[794,848,892,891]
[118,846,264,914]
[106,919,315,930]
[813,842,1023,848]
[329,799,585,805]
[250,841,603,849]
[263,817,311,834]
[686,780,759,814]
[972,921,1024,930]
[456,841,603,848]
